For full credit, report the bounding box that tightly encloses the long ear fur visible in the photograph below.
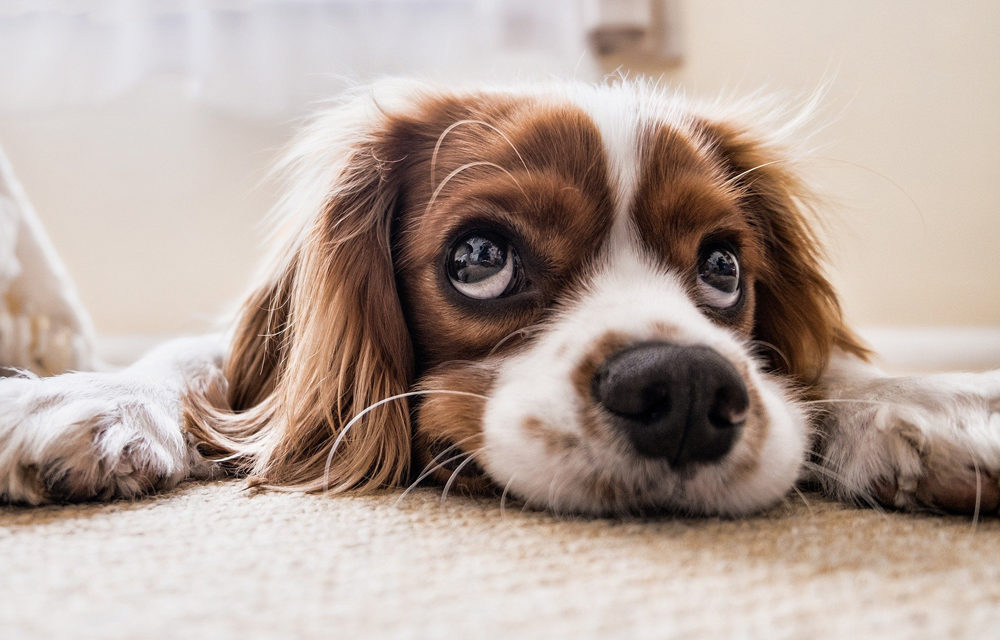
[697,109,870,384]
[186,88,416,493]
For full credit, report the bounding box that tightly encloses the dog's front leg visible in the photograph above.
[811,351,1000,514]
[0,335,228,504]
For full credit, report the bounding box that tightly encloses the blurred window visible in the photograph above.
[0,0,589,117]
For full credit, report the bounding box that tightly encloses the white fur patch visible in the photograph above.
[816,353,1000,512]
[472,89,810,515]
[481,240,807,515]
[0,336,225,505]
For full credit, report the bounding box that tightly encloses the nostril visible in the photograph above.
[708,406,747,430]
[707,384,749,430]
[593,355,673,422]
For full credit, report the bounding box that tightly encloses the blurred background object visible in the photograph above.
[0,0,997,369]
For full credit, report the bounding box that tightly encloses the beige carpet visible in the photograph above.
[2,481,999,639]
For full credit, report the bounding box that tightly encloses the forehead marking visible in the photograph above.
[567,90,643,248]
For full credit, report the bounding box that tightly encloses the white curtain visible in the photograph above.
[0,0,596,118]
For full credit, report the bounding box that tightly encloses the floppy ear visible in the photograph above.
[187,97,415,492]
[698,119,869,384]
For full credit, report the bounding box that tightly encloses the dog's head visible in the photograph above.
[195,81,867,516]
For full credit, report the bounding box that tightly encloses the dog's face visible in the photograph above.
[212,82,863,516]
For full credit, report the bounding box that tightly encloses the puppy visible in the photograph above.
[2,80,998,516]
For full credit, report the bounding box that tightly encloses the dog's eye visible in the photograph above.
[697,248,740,308]
[448,233,517,299]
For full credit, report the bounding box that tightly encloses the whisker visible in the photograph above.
[425,161,526,216]
[545,465,561,517]
[419,435,483,477]
[500,475,518,521]
[440,454,477,505]
[488,325,542,356]
[722,159,788,190]
[393,434,483,506]
[801,398,908,408]
[972,455,983,531]
[749,339,791,372]
[546,460,576,520]
[322,389,488,494]
[951,428,985,530]
[792,485,815,516]
[208,450,249,465]
[800,459,846,484]
[801,459,885,513]
[807,449,838,465]
[430,119,530,187]
[394,451,472,507]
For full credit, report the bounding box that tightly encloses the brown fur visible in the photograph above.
[393,102,614,368]
[186,128,415,492]
[410,361,497,494]
[693,120,870,383]
[183,85,868,501]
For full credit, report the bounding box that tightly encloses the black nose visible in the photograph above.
[592,342,748,466]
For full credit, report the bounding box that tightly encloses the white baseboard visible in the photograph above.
[859,327,1000,373]
[96,327,1000,373]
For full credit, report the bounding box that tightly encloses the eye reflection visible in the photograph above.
[447,233,516,299]
[697,248,740,308]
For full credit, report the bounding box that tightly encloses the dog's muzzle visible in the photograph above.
[592,342,749,467]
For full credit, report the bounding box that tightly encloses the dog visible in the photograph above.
[1,80,998,516]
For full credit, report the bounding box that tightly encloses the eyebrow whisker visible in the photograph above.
[722,159,788,190]
[488,325,543,356]
[430,119,530,187]
[425,161,527,217]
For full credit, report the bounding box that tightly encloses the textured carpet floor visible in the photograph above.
[2,481,999,639]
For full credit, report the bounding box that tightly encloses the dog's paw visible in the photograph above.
[816,370,1000,514]
[0,372,213,505]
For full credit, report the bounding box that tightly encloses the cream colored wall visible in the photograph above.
[0,79,288,334]
[653,1,1000,327]
[0,1,997,335]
